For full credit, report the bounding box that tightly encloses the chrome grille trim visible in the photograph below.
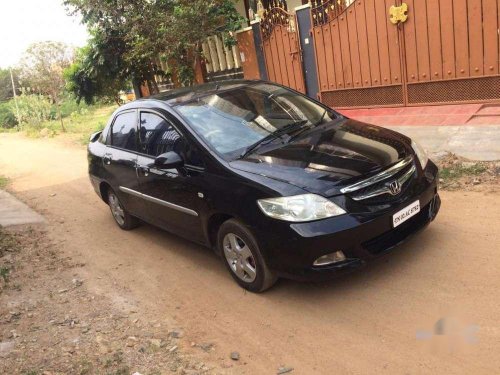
[340,156,414,194]
[351,164,416,201]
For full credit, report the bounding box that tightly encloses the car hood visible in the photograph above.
[229,118,414,196]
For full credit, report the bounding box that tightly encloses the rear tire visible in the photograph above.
[218,219,277,293]
[107,189,140,230]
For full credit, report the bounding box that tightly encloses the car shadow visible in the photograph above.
[18,177,443,303]
[132,212,440,301]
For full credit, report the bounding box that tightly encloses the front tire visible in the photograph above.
[218,219,277,293]
[107,189,139,230]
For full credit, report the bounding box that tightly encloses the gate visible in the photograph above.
[311,0,500,108]
[260,4,306,93]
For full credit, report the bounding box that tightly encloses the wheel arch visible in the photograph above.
[206,212,234,254]
[99,181,112,204]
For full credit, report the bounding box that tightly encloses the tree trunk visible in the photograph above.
[132,79,142,99]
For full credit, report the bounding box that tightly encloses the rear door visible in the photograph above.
[135,110,205,242]
[103,110,142,216]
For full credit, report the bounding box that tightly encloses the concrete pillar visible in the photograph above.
[236,27,261,80]
[250,20,268,81]
[295,3,319,100]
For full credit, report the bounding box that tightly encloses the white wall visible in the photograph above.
[287,0,304,10]
[234,0,247,19]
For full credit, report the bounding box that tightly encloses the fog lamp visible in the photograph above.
[313,251,346,267]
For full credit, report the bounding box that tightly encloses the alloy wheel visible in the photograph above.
[108,192,125,226]
[223,233,257,283]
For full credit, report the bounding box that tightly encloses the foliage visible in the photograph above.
[1,92,98,131]
[18,41,75,131]
[440,163,488,181]
[57,93,92,118]
[64,0,244,91]
[0,70,21,129]
[0,101,18,129]
[0,175,8,189]
[12,90,53,129]
[30,104,116,144]
[65,29,134,105]
[18,42,74,98]
[0,267,9,283]
[0,69,20,102]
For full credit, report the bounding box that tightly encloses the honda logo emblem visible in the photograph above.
[388,180,402,195]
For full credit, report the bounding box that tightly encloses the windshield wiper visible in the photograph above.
[240,120,308,159]
[286,110,335,143]
[314,109,329,127]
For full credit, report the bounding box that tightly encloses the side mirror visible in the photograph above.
[154,151,184,169]
[89,131,102,143]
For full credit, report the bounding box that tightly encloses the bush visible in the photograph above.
[13,93,53,129]
[0,101,18,129]
[56,94,91,118]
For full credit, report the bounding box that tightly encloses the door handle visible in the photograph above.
[103,154,112,165]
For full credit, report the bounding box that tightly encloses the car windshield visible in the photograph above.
[175,83,338,159]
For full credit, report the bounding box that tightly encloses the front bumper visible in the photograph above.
[255,162,441,281]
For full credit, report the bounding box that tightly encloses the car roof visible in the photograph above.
[138,79,262,107]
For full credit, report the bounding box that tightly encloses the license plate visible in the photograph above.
[393,200,420,228]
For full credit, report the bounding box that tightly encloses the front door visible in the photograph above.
[135,110,205,242]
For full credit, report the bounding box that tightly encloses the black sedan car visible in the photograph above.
[88,80,440,292]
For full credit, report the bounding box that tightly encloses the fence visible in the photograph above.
[201,33,244,82]
[236,0,500,108]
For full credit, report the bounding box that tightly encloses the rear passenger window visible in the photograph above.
[111,111,137,151]
[139,112,185,157]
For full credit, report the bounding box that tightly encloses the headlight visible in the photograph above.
[412,140,429,169]
[257,194,346,222]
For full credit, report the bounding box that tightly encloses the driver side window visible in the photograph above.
[139,112,184,157]
[139,111,204,168]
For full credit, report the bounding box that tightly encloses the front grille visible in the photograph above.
[362,202,431,255]
[350,162,416,204]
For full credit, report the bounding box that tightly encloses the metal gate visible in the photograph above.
[260,4,306,93]
[312,0,500,108]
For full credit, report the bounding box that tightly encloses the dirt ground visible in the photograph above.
[0,133,499,374]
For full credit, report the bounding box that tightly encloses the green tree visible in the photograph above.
[65,29,131,105]
[0,69,20,102]
[64,0,244,94]
[18,41,74,131]
[0,101,17,128]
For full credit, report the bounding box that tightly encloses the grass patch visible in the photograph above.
[27,104,116,144]
[440,163,487,182]
[0,229,19,257]
[0,230,18,287]
[0,175,8,189]
[0,266,9,282]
